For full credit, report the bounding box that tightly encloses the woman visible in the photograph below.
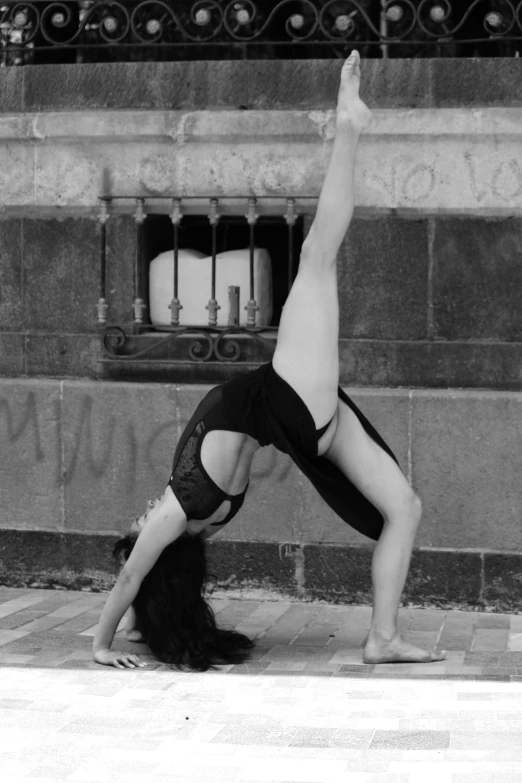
[93,51,446,670]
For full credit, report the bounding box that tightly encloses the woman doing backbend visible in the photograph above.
[93,51,446,671]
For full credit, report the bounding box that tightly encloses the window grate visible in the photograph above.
[96,195,310,368]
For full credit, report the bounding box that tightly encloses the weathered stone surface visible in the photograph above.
[0,65,24,113]
[0,529,119,590]
[0,529,519,610]
[305,545,483,606]
[299,389,410,545]
[411,391,522,551]
[104,215,136,325]
[16,60,522,113]
[303,544,374,603]
[246,60,339,111]
[0,380,62,530]
[361,58,434,109]
[183,109,325,142]
[338,339,522,390]
[357,127,522,213]
[34,141,183,207]
[22,218,99,331]
[339,217,429,340]
[0,334,24,376]
[207,540,298,595]
[483,553,522,611]
[24,62,211,112]
[0,219,22,330]
[61,381,178,533]
[0,376,519,604]
[432,218,522,341]
[406,549,482,606]
[25,335,100,377]
[0,143,34,205]
[99,359,273,385]
[234,448,302,543]
[177,140,323,197]
[0,106,517,212]
[432,59,522,108]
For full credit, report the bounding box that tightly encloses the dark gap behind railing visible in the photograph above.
[97,196,307,373]
[0,1,521,66]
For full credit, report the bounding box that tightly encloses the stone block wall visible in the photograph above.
[1,378,522,609]
[0,59,521,606]
[1,212,521,389]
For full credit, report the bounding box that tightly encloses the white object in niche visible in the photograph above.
[149,247,273,327]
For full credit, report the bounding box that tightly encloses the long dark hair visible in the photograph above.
[113,532,254,671]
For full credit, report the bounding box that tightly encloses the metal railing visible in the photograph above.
[97,195,308,365]
[0,1,521,65]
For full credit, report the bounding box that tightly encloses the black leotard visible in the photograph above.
[169,367,332,526]
[169,362,399,540]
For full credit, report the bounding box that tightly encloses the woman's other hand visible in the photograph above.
[93,648,145,669]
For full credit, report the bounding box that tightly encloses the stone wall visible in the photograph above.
[1,377,522,609]
[2,212,522,389]
[1,59,522,606]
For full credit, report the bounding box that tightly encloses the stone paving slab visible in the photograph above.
[1,589,522,782]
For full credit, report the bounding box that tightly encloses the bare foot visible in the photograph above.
[336,50,372,132]
[363,634,447,664]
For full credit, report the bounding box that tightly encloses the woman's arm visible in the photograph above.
[125,603,143,641]
[93,495,187,668]
[93,571,143,668]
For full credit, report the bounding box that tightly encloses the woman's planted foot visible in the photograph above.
[125,628,145,643]
[363,632,447,664]
[336,50,373,133]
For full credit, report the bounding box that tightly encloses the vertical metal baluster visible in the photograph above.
[228,286,240,326]
[205,198,221,326]
[133,198,147,324]
[169,198,183,326]
[97,198,109,324]
[285,198,297,295]
[380,0,389,60]
[245,197,259,328]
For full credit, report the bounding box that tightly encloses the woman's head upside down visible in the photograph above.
[113,531,254,671]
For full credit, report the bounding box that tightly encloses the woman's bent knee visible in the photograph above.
[407,491,422,527]
[386,489,422,531]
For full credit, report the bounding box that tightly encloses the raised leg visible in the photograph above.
[272,51,372,432]
[326,401,446,664]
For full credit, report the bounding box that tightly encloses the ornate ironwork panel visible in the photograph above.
[97,195,307,366]
[0,1,520,64]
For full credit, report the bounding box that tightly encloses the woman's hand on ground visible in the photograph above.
[93,648,145,669]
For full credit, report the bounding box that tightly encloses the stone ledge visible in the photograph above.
[9,59,522,113]
[2,529,522,611]
[0,108,518,143]
[0,106,516,213]
[2,333,522,389]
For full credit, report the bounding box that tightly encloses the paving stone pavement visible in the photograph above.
[1,587,522,782]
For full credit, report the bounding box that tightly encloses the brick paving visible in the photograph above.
[2,588,522,781]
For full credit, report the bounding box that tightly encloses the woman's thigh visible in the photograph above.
[326,399,415,520]
[272,266,339,429]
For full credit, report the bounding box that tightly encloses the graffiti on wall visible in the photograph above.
[0,390,293,495]
[366,155,522,207]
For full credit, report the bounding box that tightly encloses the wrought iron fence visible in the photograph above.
[97,195,309,366]
[0,1,520,65]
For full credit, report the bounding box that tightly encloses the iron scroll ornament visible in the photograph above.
[0,1,521,54]
[102,325,276,364]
